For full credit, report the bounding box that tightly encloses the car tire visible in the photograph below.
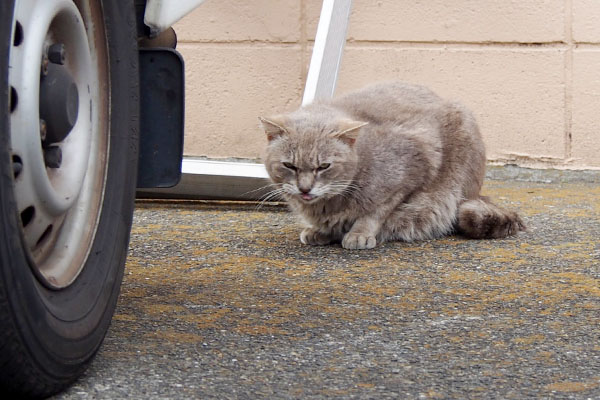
[0,0,139,397]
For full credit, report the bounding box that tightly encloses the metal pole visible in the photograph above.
[302,0,353,105]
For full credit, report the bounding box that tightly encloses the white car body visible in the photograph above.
[144,0,207,35]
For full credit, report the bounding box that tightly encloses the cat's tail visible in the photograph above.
[457,196,526,239]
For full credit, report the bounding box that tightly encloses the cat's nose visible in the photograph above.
[297,174,314,194]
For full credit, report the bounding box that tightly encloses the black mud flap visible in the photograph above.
[137,48,184,188]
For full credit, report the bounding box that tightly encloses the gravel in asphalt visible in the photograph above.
[54,179,600,399]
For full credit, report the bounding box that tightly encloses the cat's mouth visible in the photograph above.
[299,193,317,202]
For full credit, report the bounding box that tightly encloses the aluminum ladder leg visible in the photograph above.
[303,0,353,105]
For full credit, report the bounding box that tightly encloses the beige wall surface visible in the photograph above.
[175,0,600,169]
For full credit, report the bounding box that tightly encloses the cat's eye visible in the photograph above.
[282,162,297,171]
[317,163,331,171]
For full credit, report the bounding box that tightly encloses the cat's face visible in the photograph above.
[261,114,367,204]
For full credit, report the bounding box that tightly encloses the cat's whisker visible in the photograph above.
[261,188,286,200]
[255,187,288,210]
[259,190,283,203]
[256,185,285,200]
[241,182,282,198]
[322,180,361,200]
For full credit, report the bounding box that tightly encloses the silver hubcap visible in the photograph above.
[9,0,108,288]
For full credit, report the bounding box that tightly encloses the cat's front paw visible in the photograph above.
[300,228,333,246]
[342,232,377,250]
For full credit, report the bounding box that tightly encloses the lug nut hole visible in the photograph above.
[13,21,23,47]
[20,206,35,228]
[12,155,23,178]
[36,225,53,248]
[9,86,17,113]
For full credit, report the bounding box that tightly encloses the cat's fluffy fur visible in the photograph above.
[261,81,525,249]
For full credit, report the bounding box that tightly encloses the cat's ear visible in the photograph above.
[333,120,368,146]
[259,116,289,142]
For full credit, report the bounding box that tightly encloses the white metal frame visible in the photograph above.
[302,0,353,106]
[143,0,353,200]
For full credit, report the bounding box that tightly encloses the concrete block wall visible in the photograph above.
[175,0,600,169]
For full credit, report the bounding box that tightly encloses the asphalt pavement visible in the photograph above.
[53,177,600,399]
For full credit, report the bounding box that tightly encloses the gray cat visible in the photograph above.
[260,81,525,249]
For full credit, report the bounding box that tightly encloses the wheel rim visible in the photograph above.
[8,0,109,289]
